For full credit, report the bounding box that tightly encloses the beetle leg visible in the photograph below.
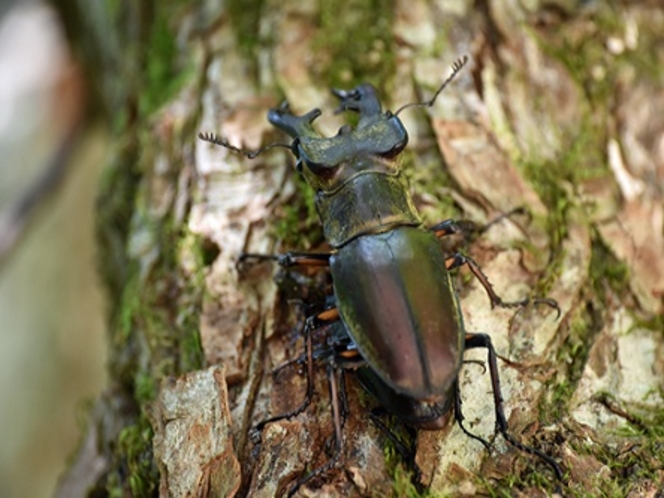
[428,218,477,238]
[255,307,339,432]
[254,320,315,432]
[464,333,565,481]
[286,363,346,497]
[445,252,561,317]
[453,380,493,450]
[238,250,332,270]
[328,364,345,457]
[429,207,529,239]
[479,207,530,233]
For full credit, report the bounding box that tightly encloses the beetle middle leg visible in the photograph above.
[445,252,560,315]
[462,332,564,480]
[429,214,561,315]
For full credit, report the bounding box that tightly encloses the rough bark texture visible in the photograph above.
[54,1,663,497]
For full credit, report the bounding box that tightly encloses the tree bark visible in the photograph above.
[54,0,664,497]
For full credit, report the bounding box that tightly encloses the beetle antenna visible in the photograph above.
[198,132,292,159]
[394,55,469,116]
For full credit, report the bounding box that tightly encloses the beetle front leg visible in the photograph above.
[429,207,529,239]
[464,332,564,481]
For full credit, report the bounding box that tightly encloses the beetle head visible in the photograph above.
[267,84,408,192]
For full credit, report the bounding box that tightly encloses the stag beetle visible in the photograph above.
[200,56,563,494]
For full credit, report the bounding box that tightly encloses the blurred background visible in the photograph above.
[0,2,106,497]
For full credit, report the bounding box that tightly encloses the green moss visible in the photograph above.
[273,173,323,249]
[588,235,630,300]
[102,220,206,495]
[139,2,194,117]
[537,234,629,419]
[517,114,610,297]
[121,216,205,378]
[480,443,565,496]
[405,150,460,225]
[634,314,664,338]
[534,7,617,108]
[522,124,606,237]
[391,463,428,497]
[99,125,206,495]
[135,371,158,404]
[370,414,427,497]
[107,415,158,498]
[540,305,596,421]
[227,0,265,61]
[313,0,396,92]
[519,151,570,294]
[97,141,142,312]
[565,395,664,497]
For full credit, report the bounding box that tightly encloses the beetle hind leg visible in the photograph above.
[255,307,340,432]
[253,305,356,496]
[285,363,348,497]
[254,317,316,433]
[464,333,565,481]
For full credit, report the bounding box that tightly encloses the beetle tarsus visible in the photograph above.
[533,298,562,319]
[454,379,493,451]
[235,252,279,274]
[430,207,531,239]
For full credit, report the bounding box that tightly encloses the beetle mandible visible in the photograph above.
[200,55,563,493]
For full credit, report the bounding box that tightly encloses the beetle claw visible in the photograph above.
[534,297,562,319]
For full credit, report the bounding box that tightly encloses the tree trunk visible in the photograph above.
[53,1,663,497]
